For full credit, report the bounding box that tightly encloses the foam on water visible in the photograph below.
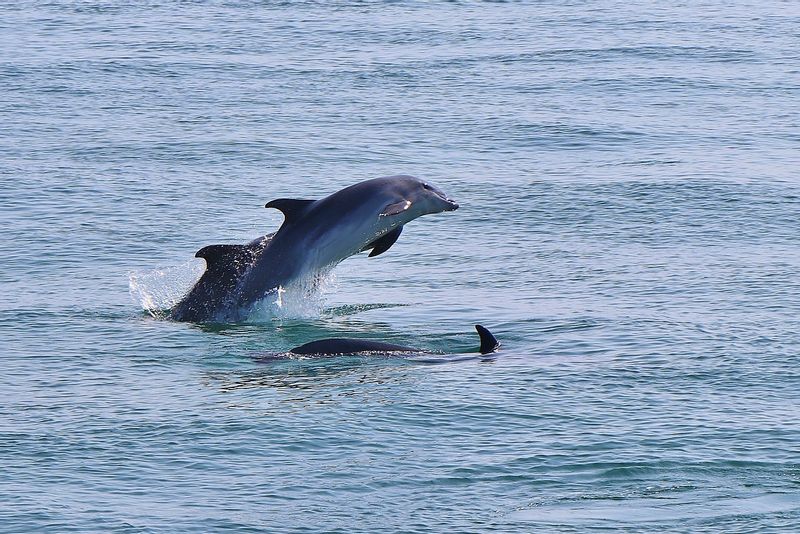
[244,270,338,321]
[128,259,205,318]
[128,259,338,321]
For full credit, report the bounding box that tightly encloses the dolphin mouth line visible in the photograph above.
[435,190,459,210]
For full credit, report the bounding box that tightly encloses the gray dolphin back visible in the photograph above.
[288,325,500,356]
[290,338,417,355]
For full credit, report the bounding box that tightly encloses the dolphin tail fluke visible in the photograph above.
[475,324,500,354]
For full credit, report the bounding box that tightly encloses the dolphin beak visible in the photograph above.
[434,190,458,211]
[444,198,459,211]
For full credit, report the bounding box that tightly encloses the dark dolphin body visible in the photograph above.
[170,176,458,322]
[289,325,500,356]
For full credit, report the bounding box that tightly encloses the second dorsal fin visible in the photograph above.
[195,234,273,273]
[475,324,500,354]
[195,244,252,270]
[264,198,316,225]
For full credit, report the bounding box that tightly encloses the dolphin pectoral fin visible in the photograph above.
[264,198,316,224]
[475,324,500,354]
[363,226,403,257]
[380,199,411,217]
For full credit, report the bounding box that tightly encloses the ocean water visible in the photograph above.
[2,1,800,532]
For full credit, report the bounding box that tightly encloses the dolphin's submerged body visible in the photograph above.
[170,176,458,322]
[289,325,500,357]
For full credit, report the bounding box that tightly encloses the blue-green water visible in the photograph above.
[2,1,800,532]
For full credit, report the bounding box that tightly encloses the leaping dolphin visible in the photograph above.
[170,175,458,322]
[288,325,500,357]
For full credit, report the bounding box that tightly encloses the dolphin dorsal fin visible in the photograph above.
[264,198,316,225]
[195,234,274,274]
[475,324,500,354]
[195,244,252,270]
[362,226,403,257]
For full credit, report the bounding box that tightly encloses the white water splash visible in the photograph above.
[128,260,338,322]
[246,270,338,321]
[128,259,205,318]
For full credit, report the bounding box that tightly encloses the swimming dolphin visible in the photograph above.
[289,325,500,356]
[170,175,458,322]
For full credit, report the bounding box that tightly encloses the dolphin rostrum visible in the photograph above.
[170,175,458,322]
[288,325,500,356]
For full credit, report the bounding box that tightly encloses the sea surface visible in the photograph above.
[2,1,800,532]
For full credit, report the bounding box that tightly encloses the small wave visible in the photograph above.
[324,303,408,317]
[511,493,800,524]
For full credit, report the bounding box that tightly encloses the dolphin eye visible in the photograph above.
[422,183,431,190]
